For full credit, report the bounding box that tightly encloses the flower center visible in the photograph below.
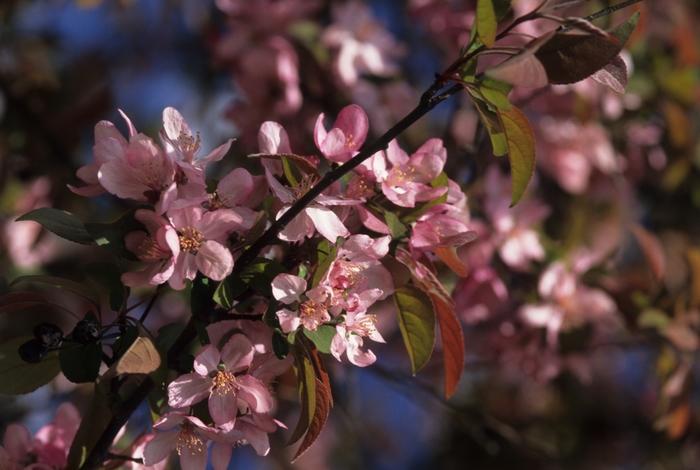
[299,300,330,331]
[350,314,379,337]
[178,131,201,157]
[291,174,320,201]
[212,369,239,395]
[176,423,205,456]
[390,164,416,184]
[178,227,204,253]
[136,236,169,261]
[346,175,374,199]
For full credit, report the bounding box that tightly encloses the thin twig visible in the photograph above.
[138,287,161,323]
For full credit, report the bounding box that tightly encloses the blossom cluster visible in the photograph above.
[60,102,471,466]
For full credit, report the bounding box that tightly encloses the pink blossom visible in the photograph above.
[322,234,394,314]
[410,204,476,251]
[167,334,273,430]
[167,205,250,289]
[0,402,80,470]
[314,104,369,163]
[216,413,283,459]
[454,267,509,324]
[537,118,619,194]
[331,310,385,367]
[323,1,403,86]
[520,258,619,346]
[122,209,180,288]
[483,166,549,270]
[69,110,134,197]
[3,177,59,269]
[127,433,168,469]
[272,273,332,333]
[261,119,359,242]
[142,413,221,470]
[160,107,233,204]
[378,139,448,208]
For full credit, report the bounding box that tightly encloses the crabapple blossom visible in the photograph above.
[167,334,273,430]
[142,413,222,470]
[330,310,385,367]
[0,403,80,470]
[314,104,369,163]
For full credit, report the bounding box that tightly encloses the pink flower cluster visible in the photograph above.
[0,403,80,470]
[143,321,290,469]
[67,102,471,467]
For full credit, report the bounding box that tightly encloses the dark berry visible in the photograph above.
[18,339,48,363]
[71,317,100,344]
[33,323,63,349]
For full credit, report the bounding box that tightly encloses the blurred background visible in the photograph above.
[2,0,700,468]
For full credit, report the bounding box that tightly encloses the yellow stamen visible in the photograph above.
[178,227,204,253]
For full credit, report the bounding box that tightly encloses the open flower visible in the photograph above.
[122,209,181,288]
[143,413,221,470]
[167,335,273,430]
[167,206,250,289]
[331,310,385,367]
[378,139,448,208]
[271,273,332,333]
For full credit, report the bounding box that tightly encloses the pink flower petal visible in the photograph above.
[142,430,178,466]
[221,335,255,372]
[305,206,349,242]
[193,345,221,376]
[208,390,237,430]
[167,373,212,408]
[237,375,274,414]
[195,241,233,281]
[271,273,307,304]
[210,442,233,470]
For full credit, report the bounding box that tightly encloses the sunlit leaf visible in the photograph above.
[476,0,497,47]
[303,325,336,355]
[111,336,161,376]
[394,286,436,374]
[498,106,536,205]
[432,295,465,398]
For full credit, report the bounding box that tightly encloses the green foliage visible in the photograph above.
[312,239,340,288]
[0,337,61,395]
[499,106,536,205]
[393,285,436,374]
[303,325,336,354]
[66,383,113,469]
[476,0,497,47]
[16,208,94,244]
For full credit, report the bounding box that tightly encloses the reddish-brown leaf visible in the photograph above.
[431,296,465,398]
[395,249,466,398]
[289,340,333,461]
[591,55,628,94]
[435,246,470,277]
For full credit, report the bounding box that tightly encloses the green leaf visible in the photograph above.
[85,210,144,259]
[67,383,113,469]
[111,324,139,359]
[498,106,536,205]
[476,0,497,47]
[611,11,640,44]
[393,286,436,374]
[59,342,102,383]
[312,240,339,288]
[384,211,407,239]
[479,78,512,110]
[16,208,94,244]
[303,325,336,354]
[638,309,671,330]
[0,337,61,395]
[472,96,508,156]
[281,156,301,187]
